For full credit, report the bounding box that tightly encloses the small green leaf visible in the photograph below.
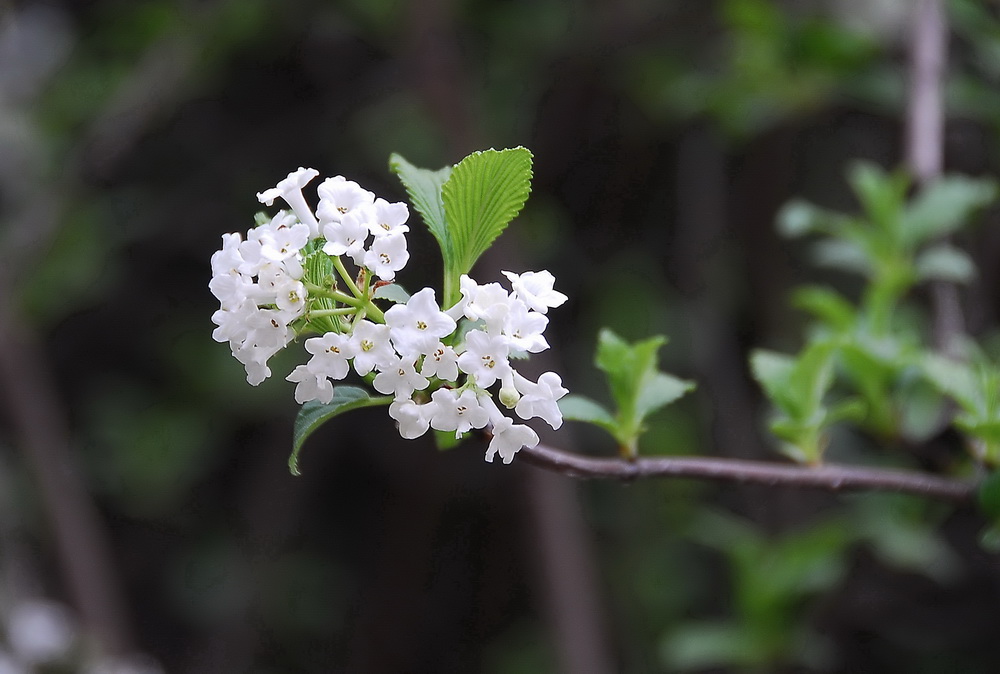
[847,160,909,233]
[903,175,998,246]
[811,239,872,275]
[389,153,453,259]
[441,147,533,279]
[914,245,976,283]
[373,283,411,303]
[593,329,694,454]
[636,372,696,421]
[792,286,856,332]
[558,394,617,435]
[290,386,392,475]
[921,354,980,414]
[776,199,848,238]
[749,349,797,413]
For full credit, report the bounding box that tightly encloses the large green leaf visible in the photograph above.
[441,147,533,280]
[388,153,453,259]
[289,386,392,475]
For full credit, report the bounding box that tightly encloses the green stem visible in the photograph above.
[332,256,363,298]
[309,308,357,318]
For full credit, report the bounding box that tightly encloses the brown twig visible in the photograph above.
[518,443,976,504]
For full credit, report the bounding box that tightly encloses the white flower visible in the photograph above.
[363,230,409,281]
[420,342,460,381]
[448,275,511,333]
[259,220,310,264]
[286,364,335,404]
[304,332,356,380]
[485,415,539,464]
[209,268,254,310]
[384,288,456,357]
[256,167,321,238]
[211,232,245,277]
[316,176,375,225]
[322,208,370,265]
[457,329,511,389]
[513,371,568,429]
[502,270,567,314]
[211,297,257,348]
[502,298,549,353]
[350,320,395,375]
[429,388,490,437]
[389,398,437,439]
[366,198,409,238]
[373,355,429,398]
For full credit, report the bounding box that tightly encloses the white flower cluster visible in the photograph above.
[211,167,569,463]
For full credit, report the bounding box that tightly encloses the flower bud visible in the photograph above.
[499,385,521,409]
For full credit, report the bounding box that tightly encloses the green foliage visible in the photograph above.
[289,387,392,475]
[921,354,1000,464]
[767,162,998,448]
[560,329,694,458]
[391,148,534,307]
[750,339,863,463]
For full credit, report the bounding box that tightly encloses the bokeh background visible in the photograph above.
[3,0,1000,672]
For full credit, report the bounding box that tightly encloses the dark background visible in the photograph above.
[2,0,1000,672]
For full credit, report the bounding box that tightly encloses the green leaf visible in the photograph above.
[902,175,998,246]
[593,329,694,454]
[791,286,856,332]
[636,372,697,421]
[811,239,872,275]
[749,349,797,413]
[289,386,392,475]
[388,153,453,259]
[847,160,909,233]
[776,199,848,238]
[558,394,618,435]
[920,354,980,414]
[914,245,976,283]
[441,147,533,279]
[373,283,411,303]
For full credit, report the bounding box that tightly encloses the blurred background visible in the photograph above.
[3,0,1000,672]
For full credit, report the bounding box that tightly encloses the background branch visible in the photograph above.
[518,443,976,504]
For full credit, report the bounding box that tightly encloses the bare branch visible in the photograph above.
[517,443,976,504]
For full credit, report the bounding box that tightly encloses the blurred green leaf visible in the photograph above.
[902,175,998,246]
[792,286,856,332]
[373,283,411,303]
[389,152,453,261]
[914,245,976,283]
[558,394,617,434]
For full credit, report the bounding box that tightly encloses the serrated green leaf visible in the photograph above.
[558,394,617,434]
[903,175,998,246]
[289,386,392,475]
[389,153,453,258]
[441,147,533,277]
[914,245,976,283]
